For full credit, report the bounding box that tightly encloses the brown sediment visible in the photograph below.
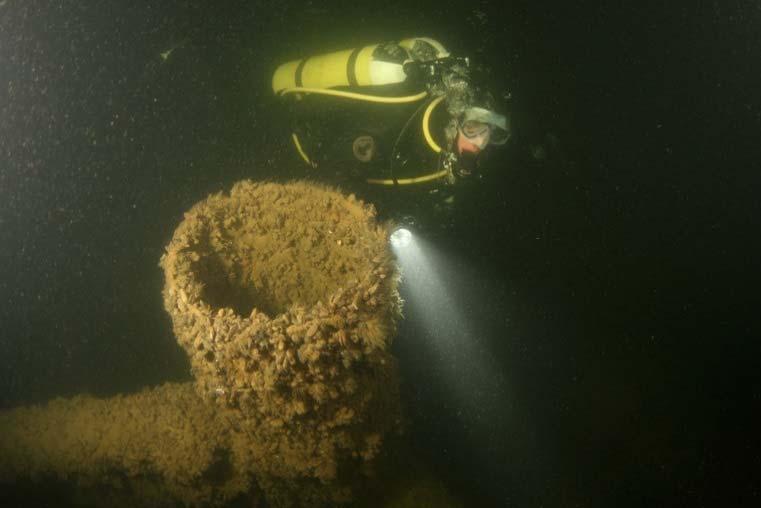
[0,180,404,507]
[0,383,248,507]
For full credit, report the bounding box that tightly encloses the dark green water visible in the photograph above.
[1,1,760,506]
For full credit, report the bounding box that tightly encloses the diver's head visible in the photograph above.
[455,107,511,155]
[456,116,492,154]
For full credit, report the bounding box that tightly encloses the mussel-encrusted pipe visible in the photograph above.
[0,181,403,507]
[159,180,403,489]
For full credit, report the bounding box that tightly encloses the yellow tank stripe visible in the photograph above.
[272,60,300,92]
[354,44,378,86]
[302,49,353,89]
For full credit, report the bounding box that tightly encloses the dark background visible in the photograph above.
[1,1,760,506]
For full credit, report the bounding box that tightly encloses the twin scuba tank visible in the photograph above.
[271,37,450,94]
[272,38,463,185]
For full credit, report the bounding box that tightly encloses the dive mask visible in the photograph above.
[459,107,511,146]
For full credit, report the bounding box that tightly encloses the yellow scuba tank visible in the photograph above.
[271,37,449,93]
[274,38,456,186]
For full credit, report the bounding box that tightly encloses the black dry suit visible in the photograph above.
[282,83,453,187]
[272,38,511,229]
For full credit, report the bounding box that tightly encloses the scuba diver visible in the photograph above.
[271,37,511,227]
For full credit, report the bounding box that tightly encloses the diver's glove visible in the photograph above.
[439,151,460,184]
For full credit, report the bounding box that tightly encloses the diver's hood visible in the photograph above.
[461,107,511,145]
